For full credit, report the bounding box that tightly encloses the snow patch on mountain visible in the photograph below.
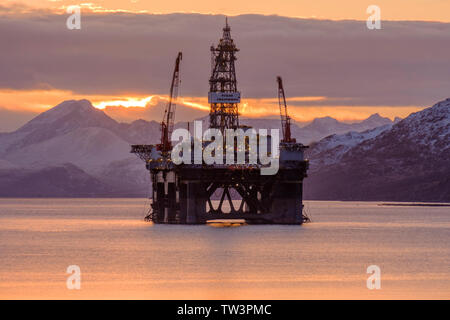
[307,124,393,168]
[240,113,395,144]
[388,98,450,152]
[4,127,132,174]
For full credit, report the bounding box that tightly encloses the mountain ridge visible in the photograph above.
[305,98,450,202]
[0,98,447,200]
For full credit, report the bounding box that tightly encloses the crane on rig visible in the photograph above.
[277,76,296,143]
[157,52,183,154]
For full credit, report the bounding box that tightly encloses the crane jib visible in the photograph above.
[157,52,182,153]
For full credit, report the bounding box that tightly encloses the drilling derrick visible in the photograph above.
[157,52,182,154]
[277,76,296,143]
[209,18,240,131]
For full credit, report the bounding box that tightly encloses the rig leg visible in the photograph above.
[167,182,177,223]
[271,182,303,224]
[179,183,188,224]
[186,182,205,224]
[155,181,165,222]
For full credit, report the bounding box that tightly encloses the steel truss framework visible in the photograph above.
[209,19,240,131]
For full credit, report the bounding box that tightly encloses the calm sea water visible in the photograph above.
[0,198,449,299]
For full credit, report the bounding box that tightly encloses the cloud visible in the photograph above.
[62,3,148,14]
[0,12,449,111]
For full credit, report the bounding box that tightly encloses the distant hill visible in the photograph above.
[305,98,450,202]
[0,164,110,197]
[238,113,396,145]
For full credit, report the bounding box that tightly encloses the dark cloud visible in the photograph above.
[0,12,449,106]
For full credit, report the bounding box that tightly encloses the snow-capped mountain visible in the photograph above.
[305,98,450,202]
[240,113,395,144]
[0,100,160,196]
[0,100,116,154]
[307,124,393,168]
[1,98,443,200]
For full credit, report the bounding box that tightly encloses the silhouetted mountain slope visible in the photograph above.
[0,163,109,197]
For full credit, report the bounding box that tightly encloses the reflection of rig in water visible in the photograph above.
[131,20,309,224]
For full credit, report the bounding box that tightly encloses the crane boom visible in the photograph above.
[277,76,296,143]
[158,52,182,153]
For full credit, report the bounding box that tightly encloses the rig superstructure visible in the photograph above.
[131,20,309,224]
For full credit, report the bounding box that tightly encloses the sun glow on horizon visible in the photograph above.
[179,99,210,111]
[92,95,329,118]
[0,89,426,132]
[92,95,211,112]
[90,94,423,122]
[93,96,156,109]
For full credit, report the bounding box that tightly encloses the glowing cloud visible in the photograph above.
[94,96,156,109]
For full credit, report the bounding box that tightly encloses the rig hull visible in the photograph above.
[132,143,309,225]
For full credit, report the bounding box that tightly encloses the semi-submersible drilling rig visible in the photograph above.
[131,20,309,224]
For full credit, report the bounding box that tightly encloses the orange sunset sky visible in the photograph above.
[8,0,450,22]
[0,0,449,131]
